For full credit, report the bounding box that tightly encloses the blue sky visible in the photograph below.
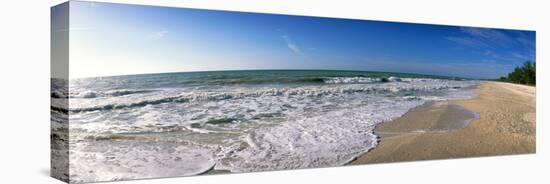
[63,1,535,79]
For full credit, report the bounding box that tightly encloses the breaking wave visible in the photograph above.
[69,89,156,99]
[68,79,475,113]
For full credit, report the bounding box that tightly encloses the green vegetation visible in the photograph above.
[498,61,536,86]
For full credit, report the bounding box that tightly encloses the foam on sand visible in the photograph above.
[215,97,424,172]
[69,140,216,183]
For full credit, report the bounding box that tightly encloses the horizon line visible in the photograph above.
[66,68,477,80]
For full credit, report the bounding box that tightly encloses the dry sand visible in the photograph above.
[351,82,536,164]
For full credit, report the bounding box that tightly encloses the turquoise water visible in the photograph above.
[70,70,462,88]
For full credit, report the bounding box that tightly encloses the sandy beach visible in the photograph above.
[351,81,536,164]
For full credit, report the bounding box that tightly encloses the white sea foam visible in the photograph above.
[324,77,380,84]
[69,141,216,183]
[67,79,479,113]
[214,96,424,172]
[64,76,482,181]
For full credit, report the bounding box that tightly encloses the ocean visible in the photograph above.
[51,70,481,182]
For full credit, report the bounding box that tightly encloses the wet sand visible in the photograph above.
[351,82,536,164]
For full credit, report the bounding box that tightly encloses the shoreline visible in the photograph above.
[203,83,484,174]
[201,82,536,175]
[350,82,536,165]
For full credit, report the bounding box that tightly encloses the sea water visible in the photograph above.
[51,70,481,182]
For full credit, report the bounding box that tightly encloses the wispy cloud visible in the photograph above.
[445,37,488,48]
[446,27,535,63]
[460,27,508,40]
[446,27,517,48]
[511,52,531,60]
[483,50,497,57]
[479,50,522,63]
[149,30,169,39]
[515,33,536,56]
[282,35,301,54]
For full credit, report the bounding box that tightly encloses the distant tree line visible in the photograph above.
[498,61,536,86]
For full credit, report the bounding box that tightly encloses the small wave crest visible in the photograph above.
[70,89,155,99]
[67,87,380,113]
[69,79,478,113]
[323,77,380,84]
[323,76,442,84]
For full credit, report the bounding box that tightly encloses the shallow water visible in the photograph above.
[51,70,481,183]
[435,104,480,130]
